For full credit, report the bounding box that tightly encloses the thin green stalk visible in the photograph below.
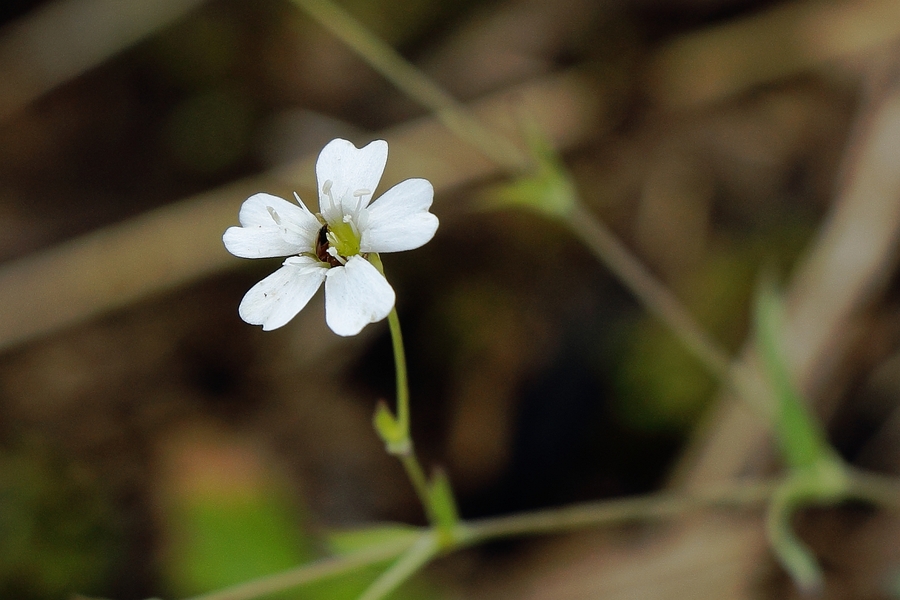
[290,0,529,172]
[291,0,764,420]
[387,308,410,435]
[357,533,439,600]
[565,201,775,419]
[386,301,436,521]
[184,536,415,600]
[182,470,900,600]
[459,479,777,545]
[399,450,436,525]
[370,255,444,526]
[845,469,900,509]
[567,202,731,380]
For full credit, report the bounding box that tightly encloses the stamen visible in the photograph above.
[342,213,360,237]
[293,191,313,215]
[326,246,347,265]
[322,179,337,211]
[352,189,369,217]
[266,206,282,225]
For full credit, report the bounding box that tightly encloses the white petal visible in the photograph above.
[223,226,305,258]
[225,195,319,259]
[280,196,323,247]
[238,256,327,330]
[316,139,388,221]
[238,193,314,229]
[360,178,438,253]
[323,255,395,336]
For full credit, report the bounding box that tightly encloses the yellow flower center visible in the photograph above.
[328,218,360,258]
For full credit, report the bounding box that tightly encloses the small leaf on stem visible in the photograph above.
[481,123,577,220]
[754,277,834,470]
[373,401,408,454]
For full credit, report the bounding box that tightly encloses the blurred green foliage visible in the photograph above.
[0,446,121,600]
[158,448,431,600]
[613,224,812,433]
[161,483,313,597]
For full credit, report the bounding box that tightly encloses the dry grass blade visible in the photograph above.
[494,64,900,600]
[0,70,605,352]
[648,0,900,108]
[0,0,208,121]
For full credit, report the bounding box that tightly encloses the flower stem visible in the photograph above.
[398,444,436,524]
[369,254,453,528]
[387,308,410,436]
[385,308,445,527]
[565,201,775,419]
[292,0,766,420]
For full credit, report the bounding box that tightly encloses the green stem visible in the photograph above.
[844,469,900,509]
[567,202,731,381]
[290,0,529,172]
[182,469,900,600]
[458,479,776,545]
[357,532,439,600]
[185,537,415,600]
[399,449,436,525]
[387,308,442,526]
[565,201,774,419]
[369,254,444,526]
[387,308,410,436]
[294,0,769,421]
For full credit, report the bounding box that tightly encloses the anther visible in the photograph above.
[327,246,347,265]
[315,224,341,267]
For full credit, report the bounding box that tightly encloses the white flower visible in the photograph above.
[223,138,438,336]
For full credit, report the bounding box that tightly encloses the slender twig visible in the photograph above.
[357,533,439,600]
[845,470,900,509]
[459,479,776,545]
[289,0,767,418]
[387,308,410,435]
[399,450,435,524]
[566,201,775,418]
[384,302,437,523]
[181,469,900,600]
[184,536,415,600]
[567,202,732,380]
[291,0,530,172]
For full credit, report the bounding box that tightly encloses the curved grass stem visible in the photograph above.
[291,0,529,172]
[184,537,415,600]
[357,533,439,600]
[183,469,900,600]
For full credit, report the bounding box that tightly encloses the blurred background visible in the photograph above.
[2,0,900,598]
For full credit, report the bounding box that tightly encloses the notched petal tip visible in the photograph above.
[317,139,390,213]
